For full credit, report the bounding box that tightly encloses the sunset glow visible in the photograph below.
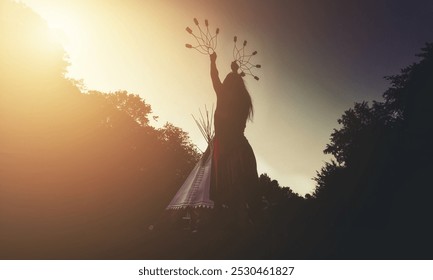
[17,0,319,194]
[3,0,433,261]
[10,0,432,196]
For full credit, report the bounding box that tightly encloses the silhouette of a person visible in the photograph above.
[209,51,259,228]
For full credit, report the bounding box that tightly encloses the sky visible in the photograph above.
[19,0,433,195]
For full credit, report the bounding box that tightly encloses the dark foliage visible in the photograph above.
[312,42,433,259]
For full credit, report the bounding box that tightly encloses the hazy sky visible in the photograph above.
[20,0,433,195]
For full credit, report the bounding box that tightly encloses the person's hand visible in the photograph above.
[210,51,217,62]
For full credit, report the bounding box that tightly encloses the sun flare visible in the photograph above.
[18,0,85,62]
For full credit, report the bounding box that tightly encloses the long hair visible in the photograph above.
[222,72,254,124]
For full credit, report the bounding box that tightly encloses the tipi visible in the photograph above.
[166,107,214,210]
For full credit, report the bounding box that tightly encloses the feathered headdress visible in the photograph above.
[232,36,261,80]
[185,18,219,55]
[185,18,261,81]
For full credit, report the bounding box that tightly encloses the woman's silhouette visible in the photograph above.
[209,51,259,227]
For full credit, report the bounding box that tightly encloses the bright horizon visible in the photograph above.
[18,0,431,195]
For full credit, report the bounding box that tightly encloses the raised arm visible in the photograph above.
[210,52,222,95]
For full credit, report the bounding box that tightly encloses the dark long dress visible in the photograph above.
[209,64,259,212]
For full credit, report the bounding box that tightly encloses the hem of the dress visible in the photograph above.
[166,204,214,210]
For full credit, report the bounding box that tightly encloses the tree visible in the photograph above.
[87,90,154,127]
[312,43,433,258]
[0,0,201,259]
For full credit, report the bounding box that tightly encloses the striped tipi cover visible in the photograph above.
[166,146,214,209]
